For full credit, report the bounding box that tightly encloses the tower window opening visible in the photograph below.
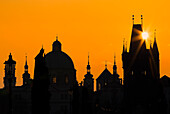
[53,77,56,84]
[65,75,69,84]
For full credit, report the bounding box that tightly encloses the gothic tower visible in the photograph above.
[152,30,160,79]
[4,53,16,88]
[122,15,165,114]
[84,54,94,92]
[22,56,31,86]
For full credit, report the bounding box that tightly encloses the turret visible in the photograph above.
[83,53,94,92]
[4,53,16,88]
[23,56,31,86]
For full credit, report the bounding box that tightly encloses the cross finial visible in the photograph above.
[56,35,58,40]
[88,52,90,65]
[105,61,107,69]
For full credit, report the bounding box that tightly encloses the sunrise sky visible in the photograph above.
[0,0,170,89]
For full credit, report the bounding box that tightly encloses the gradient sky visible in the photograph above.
[0,0,170,89]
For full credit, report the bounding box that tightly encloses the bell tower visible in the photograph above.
[4,53,16,88]
[83,53,94,92]
[23,56,31,86]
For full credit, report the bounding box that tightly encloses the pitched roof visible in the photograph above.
[97,68,112,80]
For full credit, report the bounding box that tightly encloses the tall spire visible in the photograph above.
[88,52,89,65]
[114,53,116,65]
[24,56,28,72]
[154,29,156,42]
[87,53,91,73]
[113,54,117,74]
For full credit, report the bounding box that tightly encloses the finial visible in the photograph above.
[25,55,28,65]
[42,45,43,49]
[105,61,107,69]
[56,35,58,41]
[154,29,156,42]
[125,41,127,52]
[141,15,143,25]
[123,38,125,52]
[88,52,90,65]
[132,15,134,24]
[114,53,116,65]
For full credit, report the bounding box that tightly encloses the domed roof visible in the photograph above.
[45,39,75,70]
[45,51,75,69]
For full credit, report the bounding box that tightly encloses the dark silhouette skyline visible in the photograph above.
[0,16,170,114]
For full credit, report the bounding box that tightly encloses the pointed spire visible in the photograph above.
[87,53,91,73]
[24,55,28,72]
[25,56,27,65]
[88,52,89,65]
[114,53,116,65]
[113,54,117,74]
[154,29,156,42]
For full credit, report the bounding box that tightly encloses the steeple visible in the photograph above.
[23,56,30,86]
[24,56,28,72]
[87,53,91,73]
[84,53,94,92]
[113,54,117,74]
[153,29,159,54]
[4,53,16,88]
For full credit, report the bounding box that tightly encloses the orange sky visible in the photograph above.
[0,0,170,89]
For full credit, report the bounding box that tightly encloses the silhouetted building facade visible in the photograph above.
[0,16,170,114]
[45,38,77,114]
[122,15,166,114]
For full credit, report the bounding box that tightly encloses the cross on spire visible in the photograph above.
[105,61,107,69]
[56,35,58,41]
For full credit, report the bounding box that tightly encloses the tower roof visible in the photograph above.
[153,30,159,54]
[4,53,16,64]
[24,56,28,69]
[52,36,62,52]
[97,68,112,80]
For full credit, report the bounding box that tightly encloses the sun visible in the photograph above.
[142,32,149,40]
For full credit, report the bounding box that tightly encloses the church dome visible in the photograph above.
[45,39,75,69]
